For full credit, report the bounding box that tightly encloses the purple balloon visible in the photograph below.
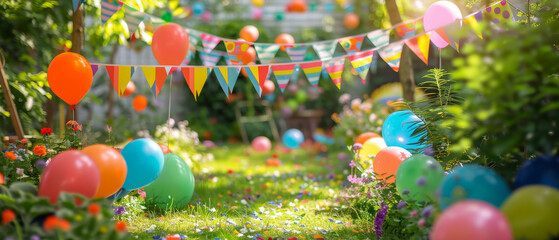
[281,106,293,116]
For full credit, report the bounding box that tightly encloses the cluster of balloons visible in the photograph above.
[282,129,304,149]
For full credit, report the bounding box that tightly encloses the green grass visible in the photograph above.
[116,144,377,239]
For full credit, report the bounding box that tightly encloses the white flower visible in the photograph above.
[338,93,351,104]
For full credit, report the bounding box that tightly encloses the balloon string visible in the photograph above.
[167,73,172,147]
[439,48,442,69]
[112,188,123,206]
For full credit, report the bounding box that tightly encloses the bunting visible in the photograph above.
[141,66,171,98]
[214,67,240,97]
[339,36,364,55]
[182,67,211,101]
[72,0,85,12]
[285,45,308,62]
[271,64,296,92]
[124,5,145,34]
[106,66,136,97]
[201,34,221,53]
[463,11,483,39]
[395,20,418,39]
[367,29,390,48]
[243,66,270,96]
[101,0,123,25]
[224,41,252,65]
[378,42,404,72]
[347,50,374,83]
[313,42,337,61]
[91,64,99,77]
[442,21,461,52]
[198,51,222,67]
[300,61,323,88]
[404,34,430,65]
[325,59,345,89]
[254,44,280,64]
[188,30,201,49]
[486,1,515,24]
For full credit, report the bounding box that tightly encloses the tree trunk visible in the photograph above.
[66,6,84,122]
[385,0,416,101]
[106,44,120,124]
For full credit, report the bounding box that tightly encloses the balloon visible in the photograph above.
[372,146,411,184]
[252,136,272,152]
[283,129,304,149]
[106,189,131,201]
[144,154,195,209]
[290,0,307,12]
[82,145,127,198]
[275,33,295,51]
[395,154,444,202]
[281,106,293,116]
[501,185,559,240]
[295,90,307,103]
[252,0,264,7]
[423,1,462,49]
[252,7,263,20]
[192,2,205,15]
[242,47,257,65]
[355,132,381,145]
[47,52,93,106]
[120,139,165,190]
[358,137,387,165]
[240,25,259,42]
[439,165,511,209]
[262,80,275,96]
[122,81,136,97]
[241,62,256,78]
[286,99,299,111]
[152,23,189,65]
[382,110,428,153]
[133,95,148,112]
[158,143,172,154]
[431,200,513,240]
[201,11,212,22]
[38,151,100,203]
[514,155,559,190]
[344,13,360,29]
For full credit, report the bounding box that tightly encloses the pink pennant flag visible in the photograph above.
[325,58,345,89]
[200,33,221,53]
[300,61,323,88]
[271,64,296,92]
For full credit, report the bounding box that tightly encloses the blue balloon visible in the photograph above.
[283,129,304,149]
[382,110,428,153]
[439,165,511,209]
[263,93,275,102]
[515,155,559,190]
[121,138,165,190]
[192,2,205,16]
[107,189,131,201]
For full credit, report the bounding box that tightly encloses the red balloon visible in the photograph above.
[151,23,189,65]
[344,13,360,29]
[275,33,295,51]
[240,25,259,42]
[38,151,100,203]
[158,143,172,154]
[47,52,93,106]
[262,80,275,96]
[242,47,257,65]
[122,81,136,97]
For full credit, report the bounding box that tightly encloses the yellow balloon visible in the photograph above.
[358,138,387,167]
[501,185,559,240]
[336,0,346,4]
[252,0,264,7]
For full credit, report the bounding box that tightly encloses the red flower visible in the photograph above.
[5,152,16,161]
[73,127,78,131]
[40,127,53,135]
[87,203,100,215]
[115,221,126,232]
[20,138,28,144]
[227,169,233,174]
[0,172,4,185]
[43,215,71,231]
[2,209,15,225]
[33,145,47,156]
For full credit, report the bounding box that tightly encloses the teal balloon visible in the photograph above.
[283,129,304,149]
[144,154,195,210]
[395,154,444,202]
[192,2,205,15]
[121,138,165,190]
[382,110,428,153]
[439,165,511,209]
[295,90,307,103]
[107,189,131,201]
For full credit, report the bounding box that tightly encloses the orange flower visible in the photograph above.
[44,215,71,231]
[5,152,16,161]
[66,120,79,128]
[33,145,47,156]
[115,221,126,232]
[87,203,100,215]
[0,172,4,185]
[2,209,15,225]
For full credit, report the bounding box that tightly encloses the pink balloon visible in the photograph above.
[38,151,101,204]
[431,200,513,240]
[423,1,462,49]
[152,23,189,65]
[201,11,212,22]
[252,136,272,152]
[252,7,263,20]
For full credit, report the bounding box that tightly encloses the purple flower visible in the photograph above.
[397,201,407,209]
[367,190,372,199]
[374,202,389,238]
[30,236,41,240]
[337,153,348,161]
[349,160,356,167]
[402,190,410,195]
[353,143,363,151]
[422,205,434,218]
[114,206,126,215]
[35,160,47,168]
[424,146,435,156]
[416,177,427,186]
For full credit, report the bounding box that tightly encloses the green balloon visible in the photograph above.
[395,154,444,202]
[144,153,195,210]
[286,99,299,111]
[295,90,307,103]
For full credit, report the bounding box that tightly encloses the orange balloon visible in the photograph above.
[82,145,127,198]
[241,62,256,77]
[372,146,411,183]
[158,143,172,154]
[355,132,381,145]
[133,95,148,112]
[291,0,307,12]
[344,13,360,29]
[240,25,259,42]
[122,81,136,97]
[47,52,93,106]
[242,47,257,65]
[152,23,189,65]
[275,33,295,51]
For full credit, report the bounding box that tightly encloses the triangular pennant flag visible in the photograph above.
[378,42,404,72]
[187,29,201,47]
[313,42,337,61]
[124,5,145,35]
[224,41,252,65]
[214,67,240,97]
[182,67,211,101]
[254,44,280,64]
[434,27,451,47]
[338,36,364,55]
[117,66,135,97]
[405,34,430,65]
[325,58,345,89]
[300,61,323,88]
[91,64,99,77]
[485,1,515,24]
[271,64,296,93]
[442,21,461,52]
[105,66,119,93]
[243,65,270,96]
[395,20,418,39]
[72,0,82,12]
[285,45,308,62]
[198,51,221,67]
[141,67,168,98]
[367,29,390,48]
[200,33,221,53]
[101,0,123,25]
[463,11,483,39]
[347,50,374,83]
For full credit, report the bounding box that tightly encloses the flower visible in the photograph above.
[106,125,112,133]
[73,127,78,131]
[40,127,53,135]
[397,201,407,209]
[33,145,47,156]
[35,160,47,168]
[66,120,79,128]
[20,138,28,144]
[87,203,100,215]
[16,168,24,175]
[410,210,418,217]
[5,152,16,161]
[115,221,126,232]
[338,93,351,104]
[374,202,389,238]
[349,161,356,168]
[421,205,434,218]
[2,209,15,225]
[352,143,363,151]
[30,235,41,240]
[43,215,71,231]
[137,189,146,199]
[0,172,4,185]
[114,206,126,215]
[418,218,426,227]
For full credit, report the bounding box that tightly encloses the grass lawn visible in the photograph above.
[117,144,377,239]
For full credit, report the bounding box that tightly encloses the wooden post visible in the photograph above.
[0,59,25,139]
